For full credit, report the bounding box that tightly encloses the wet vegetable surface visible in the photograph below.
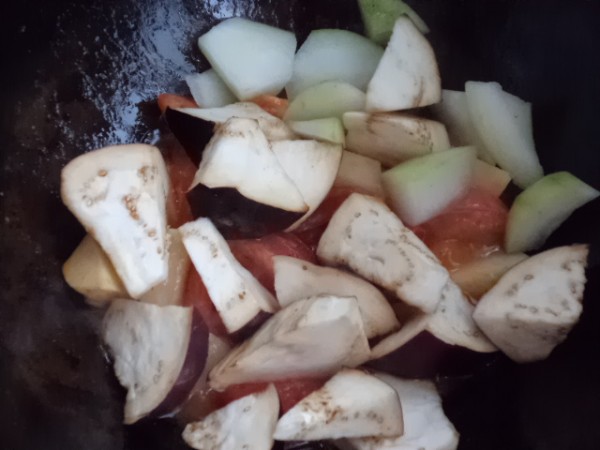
[1,0,600,449]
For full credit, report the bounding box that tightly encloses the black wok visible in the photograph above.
[1,0,600,449]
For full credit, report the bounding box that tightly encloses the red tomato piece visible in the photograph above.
[157,93,198,114]
[274,377,327,414]
[228,233,316,294]
[292,186,358,249]
[182,268,228,337]
[212,382,269,411]
[411,188,509,271]
[163,138,196,228]
[250,95,288,119]
[213,376,328,414]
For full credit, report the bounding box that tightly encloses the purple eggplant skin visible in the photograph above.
[187,184,305,239]
[273,441,343,450]
[151,309,209,418]
[164,107,214,166]
[367,330,499,379]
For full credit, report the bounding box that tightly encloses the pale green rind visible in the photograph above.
[284,81,366,121]
[286,29,384,99]
[505,172,600,253]
[358,0,429,45]
[288,118,345,145]
[382,146,477,226]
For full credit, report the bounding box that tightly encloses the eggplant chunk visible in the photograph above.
[473,245,588,363]
[317,193,449,313]
[274,256,399,338]
[61,144,169,298]
[366,17,440,111]
[274,369,403,441]
[166,102,295,165]
[183,384,279,450]
[209,295,370,390]
[191,118,306,212]
[368,280,496,378]
[102,300,207,424]
[180,218,277,333]
[341,374,459,450]
[187,118,308,238]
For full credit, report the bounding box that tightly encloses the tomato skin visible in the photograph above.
[228,233,316,294]
[292,186,358,249]
[213,376,327,414]
[182,233,315,335]
[182,268,228,337]
[250,95,288,119]
[411,188,509,270]
[163,137,196,228]
[157,93,198,114]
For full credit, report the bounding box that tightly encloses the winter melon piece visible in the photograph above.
[286,29,384,99]
[358,0,429,45]
[505,172,599,253]
[284,81,366,121]
[382,146,477,226]
[198,18,296,100]
[288,118,345,145]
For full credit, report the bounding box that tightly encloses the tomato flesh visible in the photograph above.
[182,268,228,337]
[292,186,358,249]
[213,376,328,414]
[411,188,509,271]
[163,138,196,228]
[157,93,198,114]
[250,95,288,119]
[228,233,316,294]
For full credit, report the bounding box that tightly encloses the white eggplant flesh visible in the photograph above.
[342,374,459,450]
[343,112,450,167]
[274,369,404,441]
[366,17,441,111]
[465,81,543,188]
[274,256,399,338]
[426,282,496,352]
[286,29,384,99]
[505,171,600,253]
[102,300,193,424]
[284,81,366,121]
[334,150,384,197]
[61,144,169,298]
[382,146,477,226]
[271,139,343,230]
[317,193,449,313]
[473,245,588,363]
[191,118,307,213]
[209,295,370,390]
[183,384,279,450]
[370,280,496,360]
[180,218,277,333]
[176,102,295,141]
[198,18,296,100]
[185,70,236,108]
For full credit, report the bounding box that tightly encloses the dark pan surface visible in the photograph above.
[1,1,599,449]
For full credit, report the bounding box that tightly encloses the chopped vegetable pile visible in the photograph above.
[60,1,599,449]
